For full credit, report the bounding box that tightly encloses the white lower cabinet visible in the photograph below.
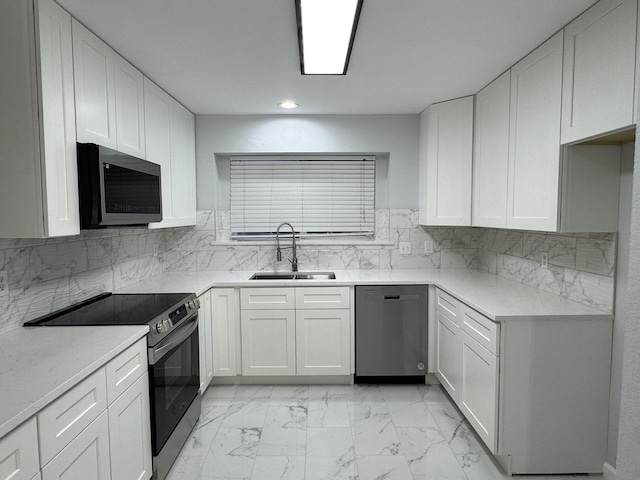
[296,309,350,375]
[459,331,498,451]
[240,286,351,377]
[14,339,153,480]
[198,290,214,392]
[211,288,239,377]
[107,373,152,480]
[41,412,111,480]
[241,309,296,376]
[0,417,39,480]
[434,287,612,475]
[435,289,462,400]
[435,309,461,399]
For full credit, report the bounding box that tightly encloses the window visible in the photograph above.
[230,155,375,239]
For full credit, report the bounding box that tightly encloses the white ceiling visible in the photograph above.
[56,0,598,115]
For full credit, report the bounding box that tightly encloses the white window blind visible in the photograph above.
[230,155,375,239]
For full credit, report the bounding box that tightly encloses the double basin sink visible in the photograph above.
[250,271,336,280]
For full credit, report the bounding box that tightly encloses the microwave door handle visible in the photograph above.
[149,317,198,365]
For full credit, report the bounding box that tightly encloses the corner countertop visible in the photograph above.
[0,325,148,438]
[115,269,612,321]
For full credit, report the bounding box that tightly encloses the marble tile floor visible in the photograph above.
[166,384,605,480]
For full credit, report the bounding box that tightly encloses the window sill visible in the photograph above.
[210,239,395,247]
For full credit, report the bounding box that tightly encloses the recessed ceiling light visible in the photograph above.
[296,0,363,75]
[279,100,299,109]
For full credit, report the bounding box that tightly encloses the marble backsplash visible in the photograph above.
[0,228,167,334]
[475,229,616,313]
[163,209,479,273]
[0,209,616,334]
[165,209,616,312]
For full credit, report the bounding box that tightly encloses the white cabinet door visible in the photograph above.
[72,20,117,149]
[435,289,462,401]
[420,96,473,226]
[459,331,499,453]
[38,369,107,467]
[168,101,196,227]
[198,290,214,392]
[473,71,510,228]
[212,288,238,377]
[144,78,173,220]
[296,309,350,375]
[507,32,563,231]
[36,0,80,238]
[0,0,80,238]
[436,309,461,401]
[561,0,637,144]
[41,412,110,480]
[114,56,146,158]
[108,373,152,480]
[146,79,197,229]
[0,418,39,480]
[241,310,296,376]
[105,338,147,405]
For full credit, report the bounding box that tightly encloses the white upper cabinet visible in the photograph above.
[169,101,197,227]
[472,71,510,228]
[114,57,146,158]
[0,0,80,238]
[506,32,563,231]
[144,79,173,223]
[73,20,146,158]
[419,96,474,226]
[561,0,638,144]
[72,20,117,149]
[146,78,197,229]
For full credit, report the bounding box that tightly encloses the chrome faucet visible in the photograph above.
[276,222,298,272]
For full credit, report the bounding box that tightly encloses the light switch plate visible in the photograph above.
[424,240,434,254]
[399,242,412,255]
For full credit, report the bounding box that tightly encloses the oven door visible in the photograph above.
[148,316,200,455]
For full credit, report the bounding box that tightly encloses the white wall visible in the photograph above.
[615,135,640,478]
[608,143,634,467]
[195,114,419,210]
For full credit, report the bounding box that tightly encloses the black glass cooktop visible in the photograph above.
[24,293,192,327]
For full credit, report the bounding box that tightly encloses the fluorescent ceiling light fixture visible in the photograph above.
[296,0,363,75]
[279,100,299,109]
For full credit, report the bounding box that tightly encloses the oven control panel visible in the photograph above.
[154,298,200,334]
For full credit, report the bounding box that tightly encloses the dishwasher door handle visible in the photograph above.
[384,295,400,300]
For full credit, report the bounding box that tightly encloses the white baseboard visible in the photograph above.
[603,461,616,480]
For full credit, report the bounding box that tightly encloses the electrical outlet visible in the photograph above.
[424,240,434,254]
[399,242,412,255]
[541,252,549,269]
[0,270,8,297]
[153,243,158,257]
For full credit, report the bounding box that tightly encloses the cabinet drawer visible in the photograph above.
[295,287,349,309]
[0,417,39,480]
[435,288,461,324]
[461,306,500,355]
[38,368,107,467]
[241,288,295,310]
[41,411,110,480]
[106,338,147,405]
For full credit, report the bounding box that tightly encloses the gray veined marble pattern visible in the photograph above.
[167,384,605,480]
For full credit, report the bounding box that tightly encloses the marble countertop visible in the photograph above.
[0,325,148,438]
[116,269,612,321]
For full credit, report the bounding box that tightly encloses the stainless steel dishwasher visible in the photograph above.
[355,285,427,383]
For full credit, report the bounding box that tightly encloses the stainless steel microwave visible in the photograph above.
[77,143,162,228]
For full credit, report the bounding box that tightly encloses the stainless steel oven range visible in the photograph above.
[24,292,201,480]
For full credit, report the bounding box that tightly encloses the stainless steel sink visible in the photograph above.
[250,271,336,280]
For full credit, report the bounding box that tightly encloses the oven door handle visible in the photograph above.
[149,316,198,365]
